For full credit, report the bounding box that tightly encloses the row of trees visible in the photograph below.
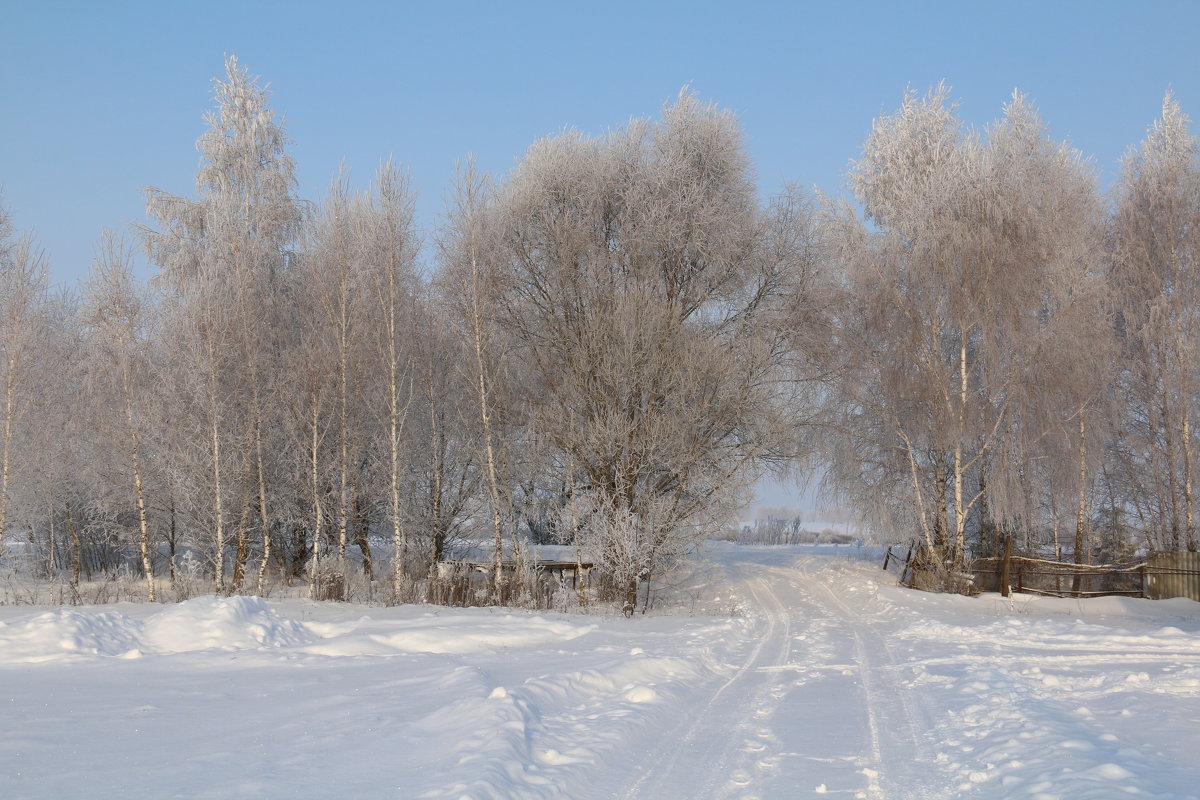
[821,86,1200,570]
[0,58,813,603]
[1,60,1198,603]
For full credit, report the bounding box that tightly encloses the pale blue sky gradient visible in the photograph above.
[6,0,1198,286]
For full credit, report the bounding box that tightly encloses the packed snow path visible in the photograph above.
[614,553,938,799]
[1,545,1198,799]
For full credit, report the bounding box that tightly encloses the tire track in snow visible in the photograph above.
[797,557,935,800]
[620,574,793,799]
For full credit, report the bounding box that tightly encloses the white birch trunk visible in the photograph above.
[953,334,968,564]
[0,369,14,554]
[208,365,226,595]
[337,290,350,565]
[310,400,323,599]
[254,401,271,595]
[121,357,156,602]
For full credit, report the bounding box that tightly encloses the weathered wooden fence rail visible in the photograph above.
[884,542,1200,601]
[970,555,1145,598]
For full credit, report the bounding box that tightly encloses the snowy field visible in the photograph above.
[1,544,1198,800]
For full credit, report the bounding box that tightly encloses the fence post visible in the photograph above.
[900,540,916,587]
[1000,535,1011,598]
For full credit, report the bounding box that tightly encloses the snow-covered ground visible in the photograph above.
[1,544,1198,799]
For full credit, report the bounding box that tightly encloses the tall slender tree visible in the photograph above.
[142,56,303,591]
[439,159,517,597]
[84,233,160,601]
[357,162,420,594]
[0,203,48,556]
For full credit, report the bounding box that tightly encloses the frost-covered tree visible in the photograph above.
[84,233,161,600]
[0,203,48,556]
[476,92,812,597]
[1111,93,1200,553]
[438,160,520,596]
[142,55,303,591]
[823,87,1103,566]
[277,265,337,596]
[305,171,364,577]
[11,289,89,582]
[355,162,420,592]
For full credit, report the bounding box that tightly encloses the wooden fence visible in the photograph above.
[883,541,1200,601]
[969,554,1145,598]
[1146,551,1200,602]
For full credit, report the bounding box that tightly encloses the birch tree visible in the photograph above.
[143,55,302,591]
[825,87,1102,566]
[438,160,518,598]
[0,204,48,556]
[307,172,361,576]
[280,304,336,598]
[85,233,160,600]
[14,289,88,583]
[356,162,420,594]
[1111,92,1200,552]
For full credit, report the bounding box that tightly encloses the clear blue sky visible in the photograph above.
[5,0,1198,289]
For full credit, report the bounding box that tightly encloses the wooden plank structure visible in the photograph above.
[451,559,595,590]
[1147,551,1200,602]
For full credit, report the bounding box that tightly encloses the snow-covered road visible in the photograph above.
[1,545,1198,799]
[611,551,943,799]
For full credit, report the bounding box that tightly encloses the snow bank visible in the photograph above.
[140,595,317,652]
[0,595,317,663]
[0,608,144,662]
